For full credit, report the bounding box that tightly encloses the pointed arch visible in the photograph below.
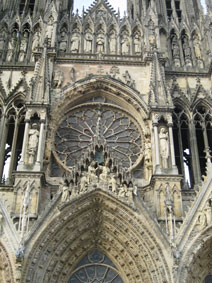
[23,191,172,283]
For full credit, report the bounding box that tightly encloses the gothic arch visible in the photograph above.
[0,242,14,283]
[23,191,172,283]
[178,225,212,283]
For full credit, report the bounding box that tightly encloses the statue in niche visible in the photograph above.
[149,20,156,49]
[31,28,41,61]
[96,34,105,53]
[121,32,130,55]
[118,183,128,197]
[171,36,181,67]
[88,160,98,182]
[46,16,54,45]
[59,30,67,53]
[28,123,39,165]
[19,31,28,62]
[7,32,17,62]
[193,34,204,68]
[19,180,31,234]
[159,127,169,169]
[183,37,192,66]
[99,158,110,181]
[134,33,141,55]
[84,31,93,53]
[71,31,80,53]
[109,31,116,54]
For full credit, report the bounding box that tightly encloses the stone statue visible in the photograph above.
[71,32,80,53]
[99,159,110,181]
[53,69,64,88]
[46,16,54,45]
[123,71,135,88]
[88,161,98,182]
[28,123,39,165]
[159,127,169,169]
[80,172,88,193]
[59,30,67,53]
[109,174,116,193]
[7,32,17,62]
[183,37,192,66]
[126,183,137,200]
[118,183,128,197]
[134,33,141,55]
[121,32,130,55]
[109,31,116,54]
[61,180,69,203]
[19,31,28,62]
[19,180,31,235]
[144,138,152,180]
[96,34,105,53]
[193,35,202,59]
[31,28,41,61]
[85,31,93,53]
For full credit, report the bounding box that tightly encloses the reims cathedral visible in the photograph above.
[0,0,212,282]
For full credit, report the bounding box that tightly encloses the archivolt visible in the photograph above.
[178,225,212,283]
[0,242,14,283]
[23,191,172,283]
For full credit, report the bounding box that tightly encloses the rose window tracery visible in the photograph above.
[54,105,143,171]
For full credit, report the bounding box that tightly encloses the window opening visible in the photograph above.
[166,0,172,21]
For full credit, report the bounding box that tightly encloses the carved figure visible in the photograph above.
[19,31,28,62]
[59,30,67,52]
[80,172,88,193]
[183,37,192,66]
[88,161,98,182]
[159,127,169,169]
[61,180,69,203]
[99,159,110,181]
[109,31,116,54]
[28,123,39,165]
[7,33,17,62]
[46,16,54,44]
[109,174,116,193]
[144,138,152,180]
[172,38,180,59]
[126,183,137,200]
[121,33,130,55]
[134,33,141,55]
[0,29,6,51]
[118,183,128,197]
[85,32,93,53]
[31,28,41,61]
[96,34,105,53]
[193,35,202,59]
[71,32,80,53]
[53,69,64,88]
[123,71,135,88]
[19,180,31,236]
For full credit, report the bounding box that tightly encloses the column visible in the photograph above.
[7,118,19,183]
[18,119,30,169]
[201,122,212,169]
[0,115,8,180]
[168,123,177,168]
[153,123,160,167]
[36,120,45,165]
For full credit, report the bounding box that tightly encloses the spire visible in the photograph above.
[149,50,173,108]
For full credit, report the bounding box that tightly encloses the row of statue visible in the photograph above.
[171,34,204,68]
[60,158,137,203]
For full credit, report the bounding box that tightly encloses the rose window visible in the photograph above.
[54,105,143,171]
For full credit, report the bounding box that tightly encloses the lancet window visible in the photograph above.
[19,0,35,15]
[0,101,25,184]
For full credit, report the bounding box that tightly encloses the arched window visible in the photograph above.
[173,107,194,188]
[68,250,123,282]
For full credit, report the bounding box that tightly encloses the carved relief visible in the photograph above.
[159,127,170,169]
[27,123,39,165]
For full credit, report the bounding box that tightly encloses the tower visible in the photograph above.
[0,0,212,282]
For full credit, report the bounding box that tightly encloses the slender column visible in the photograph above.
[0,116,8,180]
[168,123,176,167]
[36,120,45,164]
[18,119,30,167]
[177,121,186,177]
[189,120,201,183]
[154,123,160,166]
[7,118,19,183]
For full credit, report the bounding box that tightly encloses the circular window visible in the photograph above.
[53,105,143,172]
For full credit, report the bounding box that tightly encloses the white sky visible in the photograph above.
[74,0,207,15]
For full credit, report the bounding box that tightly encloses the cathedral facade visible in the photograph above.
[0,0,212,282]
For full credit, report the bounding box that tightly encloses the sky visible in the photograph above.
[74,0,207,15]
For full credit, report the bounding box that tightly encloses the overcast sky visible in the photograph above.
[74,0,207,15]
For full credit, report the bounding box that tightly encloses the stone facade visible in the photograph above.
[0,0,212,282]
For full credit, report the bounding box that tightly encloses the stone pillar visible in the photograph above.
[17,119,30,170]
[7,118,19,183]
[168,122,178,174]
[0,115,8,180]
[201,122,212,171]
[36,120,45,165]
[153,123,160,168]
